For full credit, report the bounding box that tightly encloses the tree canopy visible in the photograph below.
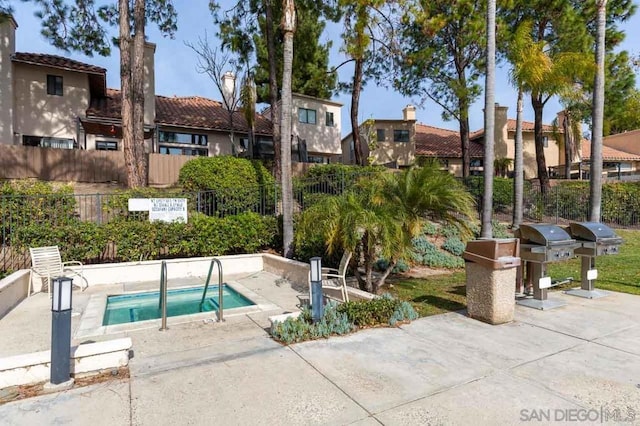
[211,0,339,103]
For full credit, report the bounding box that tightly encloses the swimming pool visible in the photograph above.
[102,284,255,326]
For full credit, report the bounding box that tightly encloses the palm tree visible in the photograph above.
[512,89,524,228]
[280,0,295,257]
[589,0,607,222]
[296,162,475,294]
[506,22,552,228]
[481,0,497,238]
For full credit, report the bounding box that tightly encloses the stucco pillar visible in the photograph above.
[0,15,17,145]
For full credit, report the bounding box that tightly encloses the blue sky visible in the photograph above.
[11,1,640,136]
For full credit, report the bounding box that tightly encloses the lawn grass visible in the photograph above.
[388,272,466,317]
[390,229,640,317]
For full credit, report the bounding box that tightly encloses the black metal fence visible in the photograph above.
[1,173,638,275]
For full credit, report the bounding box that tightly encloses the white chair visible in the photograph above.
[29,246,85,296]
[308,251,352,303]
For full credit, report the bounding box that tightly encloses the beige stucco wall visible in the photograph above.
[368,120,415,166]
[602,129,640,155]
[291,94,341,155]
[13,63,89,143]
[341,120,416,166]
[501,131,561,179]
[0,17,16,145]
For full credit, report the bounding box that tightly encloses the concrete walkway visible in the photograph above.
[1,290,640,425]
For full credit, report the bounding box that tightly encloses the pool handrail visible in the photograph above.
[199,258,224,322]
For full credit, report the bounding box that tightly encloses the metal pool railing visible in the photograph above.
[199,258,224,322]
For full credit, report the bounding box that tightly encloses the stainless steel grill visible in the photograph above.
[565,222,623,299]
[518,224,578,263]
[516,224,578,310]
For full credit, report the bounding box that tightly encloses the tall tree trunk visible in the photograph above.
[532,94,550,195]
[512,88,524,229]
[459,98,471,179]
[119,0,136,188]
[481,0,496,239]
[280,0,295,258]
[351,57,364,165]
[132,0,147,187]
[266,0,281,179]
[562,112,573,180]
[589,0,607,222]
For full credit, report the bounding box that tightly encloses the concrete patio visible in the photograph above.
[1,290,639,425]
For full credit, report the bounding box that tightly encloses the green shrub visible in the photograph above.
[411,236,464,269]
[463,176,529,212]
[337,296,398,327]
[179,156,273,216]
[442,237,465,256]
[271,295,419,344]
[0,180,77,243]
[271,302,353,344]
[12,220,106,263]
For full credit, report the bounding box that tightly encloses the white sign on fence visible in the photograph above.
[128,198,188,223]
[149,198,188,223]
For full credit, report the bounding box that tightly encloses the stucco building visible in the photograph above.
[0,15,343,164]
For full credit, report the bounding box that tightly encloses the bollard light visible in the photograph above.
[309,257,324,323]
[50,277,73,387]
[310,257,322,282]
[52,276,73,312]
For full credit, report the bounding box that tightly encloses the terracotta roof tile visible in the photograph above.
[414,123,484,158]
[87,89,273,135]
[582,142,640,161]
[12,52,106,74]
[471,119,558,140]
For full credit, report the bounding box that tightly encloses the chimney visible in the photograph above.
[403,104,416,121]
[143,42,156,126]
[221,72,236,109]
[0,15,17,145]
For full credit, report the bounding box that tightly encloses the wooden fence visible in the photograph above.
[0,146,196,187]
[0,145,321,187]
[0,145,126,183]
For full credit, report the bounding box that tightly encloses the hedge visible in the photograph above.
[179,156,275,216]
[11,212,277,264]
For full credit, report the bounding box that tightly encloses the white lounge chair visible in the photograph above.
[29,246,85,296]
[308,251,352,303]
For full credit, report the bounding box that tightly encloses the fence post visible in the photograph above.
[197,191,202,214]
[555,186,559,224]
[274,181,278,216]
[96,194,102,225]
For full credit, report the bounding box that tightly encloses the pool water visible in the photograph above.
[103,284,255,326]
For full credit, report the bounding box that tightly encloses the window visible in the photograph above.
[325,111,334,127]
[376,129,386,142]
[96,141,118,151]
[158,131,208,156]
[23,135,75,149]
[158,131,207,146]
[543,136,549,148]
[298,108,317,124]
[47,75,63,96]
[308,155,329,164]
[393,129,410,142]
[159,146,208,156]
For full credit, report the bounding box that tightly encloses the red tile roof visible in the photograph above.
[415,123,484,158]
[581,142,640,161]
[471,119,559,140]
[12,52,106,74]
[87,89,273,135]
